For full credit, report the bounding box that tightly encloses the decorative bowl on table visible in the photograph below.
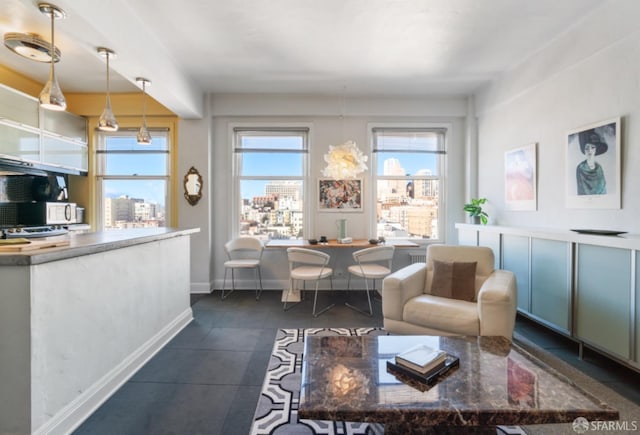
[368,239,380,245]
[308,239,318,245]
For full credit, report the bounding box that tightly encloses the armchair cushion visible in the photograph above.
[404,295,479,336]
[430,259,477,302]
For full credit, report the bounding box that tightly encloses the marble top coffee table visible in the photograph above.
[298,335,618,434]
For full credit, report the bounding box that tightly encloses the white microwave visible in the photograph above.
[18,202,78,225]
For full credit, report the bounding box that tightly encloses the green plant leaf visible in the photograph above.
[464,198,489,223]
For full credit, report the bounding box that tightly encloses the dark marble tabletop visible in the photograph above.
[298,335,618,434]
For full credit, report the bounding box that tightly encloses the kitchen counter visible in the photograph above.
[0,227,200,266]
[1,227,199,434]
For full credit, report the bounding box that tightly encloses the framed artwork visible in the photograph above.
[566,117,621,209]
[318,178,363,212]
[505,143,537,211]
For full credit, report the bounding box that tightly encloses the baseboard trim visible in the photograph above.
[190,281,213,293]
[33,308,193,435]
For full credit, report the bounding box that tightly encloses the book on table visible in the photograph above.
[395,343,447,374]
[387,354,460,386]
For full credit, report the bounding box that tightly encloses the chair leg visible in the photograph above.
[221,268,235,300]
[345,275,373,317]
[344,272,355,305]
[255,267,263,300]
[373,279,382,301]
[312,278,335,318]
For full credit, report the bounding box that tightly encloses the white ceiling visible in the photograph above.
[0,0,603,118]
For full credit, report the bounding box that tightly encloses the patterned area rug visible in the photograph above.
[250,328,527,434]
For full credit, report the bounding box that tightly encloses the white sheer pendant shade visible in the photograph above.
[97,47,118,131]
[136,77,152,144]
[38,3,66,111]
[322,89,368,179]
[322,140,368,179]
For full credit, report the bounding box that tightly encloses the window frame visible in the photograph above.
[368,123,449,244]
[95,128,171,231]
[230,123,311,240]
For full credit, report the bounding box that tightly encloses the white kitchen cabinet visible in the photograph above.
[42,134,88,172]
[0,83,39,127]
[0,83,88,173]
[0,122,40,162]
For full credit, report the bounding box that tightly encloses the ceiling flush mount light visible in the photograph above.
[38,2,66,111]
[4,32,61,62]
[322,140,368,179]
[97,47,118,131]
[136,77,152,144]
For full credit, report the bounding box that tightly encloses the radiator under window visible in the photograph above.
[409,253,426,264]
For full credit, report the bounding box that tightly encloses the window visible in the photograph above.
[233,128,308,240]
[372,127,446,241]
[96,130,170,230]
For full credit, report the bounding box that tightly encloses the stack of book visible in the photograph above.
[387,343,459,385]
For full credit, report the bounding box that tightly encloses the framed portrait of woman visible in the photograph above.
[565,117,621,209]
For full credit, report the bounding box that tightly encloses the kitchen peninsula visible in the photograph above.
[0,227,198,435]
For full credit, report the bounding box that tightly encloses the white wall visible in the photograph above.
[475,0,640,231]
[178,95,213,293]
[206,94,470,291]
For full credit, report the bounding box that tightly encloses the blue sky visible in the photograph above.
[240,151,437,199]
[105,135,438,204]
[103,136,168,205]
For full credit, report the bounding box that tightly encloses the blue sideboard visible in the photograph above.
[456,223,639,372]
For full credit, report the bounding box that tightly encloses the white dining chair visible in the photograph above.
[285,247,335,317]
[346,245,395,316]
[222,237,264,300]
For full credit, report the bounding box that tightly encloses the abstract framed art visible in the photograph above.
[505,143,537,211]
[318,178,363,212]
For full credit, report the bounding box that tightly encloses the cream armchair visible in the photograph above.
[382,244,517,340]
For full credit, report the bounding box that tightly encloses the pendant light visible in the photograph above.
[38,3,66,111]
[322,87,368,179]
[136,77,152,144]
[97,47,118,131]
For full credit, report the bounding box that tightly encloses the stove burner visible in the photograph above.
[1,225,69,239]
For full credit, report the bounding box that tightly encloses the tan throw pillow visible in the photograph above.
[430,259,477,302]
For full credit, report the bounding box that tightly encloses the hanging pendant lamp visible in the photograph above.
[136,77,152,144]
[38,3,66,111]
[322,88,367,179]
[97,47,118,131]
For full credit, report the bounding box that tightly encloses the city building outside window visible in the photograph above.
[233,127,308,241]
[372,127,446,241]
[96,130,170,230]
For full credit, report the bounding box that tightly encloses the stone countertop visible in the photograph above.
[299,335,618,433]
[0,227,200,266]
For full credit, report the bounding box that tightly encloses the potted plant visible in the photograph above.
[464,198,489,225]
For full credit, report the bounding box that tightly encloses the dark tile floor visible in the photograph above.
[74,290,640,435]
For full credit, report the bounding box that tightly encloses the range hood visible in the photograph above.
[0,157,85,176]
